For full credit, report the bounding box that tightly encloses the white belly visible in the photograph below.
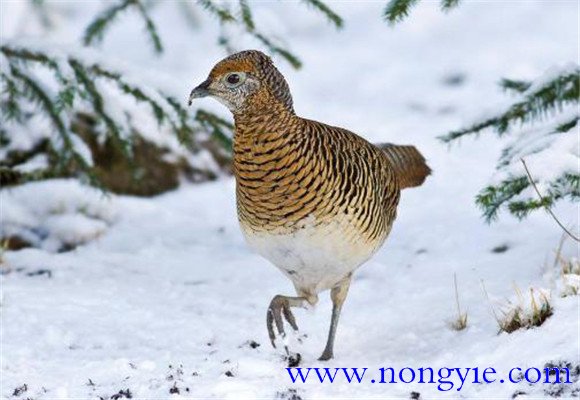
[241,216,384,298]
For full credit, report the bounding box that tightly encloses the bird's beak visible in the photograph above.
[188,79,212,106]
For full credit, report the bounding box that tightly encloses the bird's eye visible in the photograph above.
[227,74,240,84]
[224,72,246,88]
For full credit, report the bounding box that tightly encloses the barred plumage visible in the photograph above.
[190,50,431,360]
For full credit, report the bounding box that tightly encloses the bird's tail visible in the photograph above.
[376,143,431,189]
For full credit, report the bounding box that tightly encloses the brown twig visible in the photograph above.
[521,158,579,242]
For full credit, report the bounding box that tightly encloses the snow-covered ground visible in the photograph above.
[1,1,578,399]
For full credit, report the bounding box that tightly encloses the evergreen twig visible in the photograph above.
[521,158,579,242]
[302,0,343,29]
[83,0,134,46]
[1,43,233,188]
[69,59,134,160]
[384,0,420,24]
[384,0,460,24]
[500,78,532,94]
[197,0,236,22]
[132,0,164,54]
[83,0,163,55]
[196,109,233,151]
[441,0,461,11]
[440,68,580,142]
[252,33,302,69]
[238,0,255,31]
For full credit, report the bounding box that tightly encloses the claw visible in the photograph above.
[266,295,301,351]
[282,305,299,331]
[266,308,276,348]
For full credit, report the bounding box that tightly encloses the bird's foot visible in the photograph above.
[318,348,333,361]
[266,295,300,351]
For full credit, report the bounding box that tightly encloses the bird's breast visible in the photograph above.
[240,215,384,295]
[233,129,331,230]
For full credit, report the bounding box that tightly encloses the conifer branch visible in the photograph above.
[69,59,134,160]
[1,43,233,188]
[197,0,236,22]
[440,67,580,142]
[132,0,164,54]
[6,62,97,184]
[384,0,459,24]
[555,115,579,132]
[302,0,343,29]
[1,72,22,122]
[441,0,461,11]
[500,78,532,94]
[84,0,163,55]
[475,171,579,222]
[238,0,255,31]
[196,0,303,69]
[450,66,580,222]
[196,109,233,151]
[521,158,579,242]
[252,33,302,69]
[30,0,55,29]
[83,0,134,46]
[384,0,420,24]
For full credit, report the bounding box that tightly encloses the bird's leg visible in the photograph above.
[266,295,307,350]
[318,275,352,361]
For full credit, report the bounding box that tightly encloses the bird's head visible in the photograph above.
[188,50,294,115]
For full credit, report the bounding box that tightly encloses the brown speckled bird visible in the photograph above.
[189,50,431,360]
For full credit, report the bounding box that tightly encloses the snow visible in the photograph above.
[12,154,49,174]
[69,132,94,166]
[1,39,210,175]
[1,1,579,399]
[1,180,117,251]
[525,63,579,94]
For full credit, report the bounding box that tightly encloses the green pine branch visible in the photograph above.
[497,113,578,168]
[440,67,580,142]
[302,0,343,29]
[196,109,233,151]
[441,0,460,11]
[83,0,134,46]
[384,0,460,24]
[197,0,236,22]
[477,172,579,221]
[555,115,579,132]
[1,43,234,189]
[0,165,61,186]
[500,78,531,94]
[1,72,22,122]
[165,96,198,148]
[82,0,340,70]
[384,0,420,24]
[83,0,163,55]
[5,62,97,184]
[252,33,302,70]
[238,0,255,31]
[442,66,580,222]
[69,59,134,160]
[198,0,304,69]
[132,0,164,54]
[30,0,54,29]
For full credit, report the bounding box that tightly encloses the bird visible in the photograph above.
[189,50,431,361]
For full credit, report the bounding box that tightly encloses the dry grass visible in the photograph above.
[498,287,552,333]
[482,281,553,334]
[449,273,468,331]
[0,238,9,268]
[551,234,580,297]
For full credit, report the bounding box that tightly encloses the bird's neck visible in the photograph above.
[233,99,297,141]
